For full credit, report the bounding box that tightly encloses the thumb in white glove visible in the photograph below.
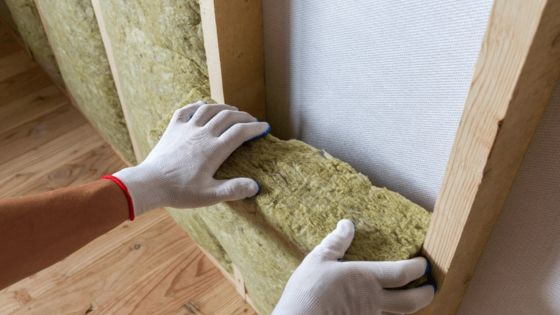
[272,219,435,315]
[113,101,270,217]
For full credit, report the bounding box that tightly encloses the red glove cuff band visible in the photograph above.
[101,175,135,221]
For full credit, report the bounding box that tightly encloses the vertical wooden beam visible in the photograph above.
[199,0,266,119]
[90,0,142,163]
[420,0,560,314]
[33,0,138,165]
[92,0,265,310]
[194,2,266,307]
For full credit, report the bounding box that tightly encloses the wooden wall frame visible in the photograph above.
[33,0,138,165]
[199,0,267,120]
[419,0,560,314]
[196,1,266,307]
[90,0,560,314]
[91,0,265,310]
[89,0,142,162]
[91,0,266,161]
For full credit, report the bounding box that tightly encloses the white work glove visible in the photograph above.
[272,219,435,315]
[114,101,270,217]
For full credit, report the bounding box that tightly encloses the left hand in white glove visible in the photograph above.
[113,101,270,217]
[272,219,435,315]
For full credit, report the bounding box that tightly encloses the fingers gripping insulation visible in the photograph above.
[191,104,237,126]
[345,257,428,288]
[210,178,260,201]
[172,100,206,122]
[314,219,355,260]
[207,110,257,136]
[381,285,434,314]
[273,219,433,315]
[113,102,265,214]
[220,122,270,151]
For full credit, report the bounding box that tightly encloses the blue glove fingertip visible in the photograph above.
[245,124,272,144]
[255,181,261,195]
[424,258,432,276]
[247,181,261,198]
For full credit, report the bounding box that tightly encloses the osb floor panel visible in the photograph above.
[0,22,254,315]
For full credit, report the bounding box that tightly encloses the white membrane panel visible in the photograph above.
[263,0,492,208]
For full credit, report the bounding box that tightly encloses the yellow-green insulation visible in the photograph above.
[96,1,432,314]
[4,0,63,87]
[97,0,210,159]
[34,0,135,164]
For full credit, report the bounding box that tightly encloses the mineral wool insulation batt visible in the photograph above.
[169,135,431,314]
[92,1,432,313]
[34,0,136,163]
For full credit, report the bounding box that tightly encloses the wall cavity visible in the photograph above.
[35,0,135,163]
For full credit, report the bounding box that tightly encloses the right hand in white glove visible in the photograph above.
[273,219,435,315]
[113,101,270,217]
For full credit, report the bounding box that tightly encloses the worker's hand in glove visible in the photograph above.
[272,219,435,315]
[113,101,270,217]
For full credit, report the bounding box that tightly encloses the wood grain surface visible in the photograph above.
[200,0,266,119]
[419,0,560,314]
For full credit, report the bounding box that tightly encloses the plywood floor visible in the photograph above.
[0,22,255,315]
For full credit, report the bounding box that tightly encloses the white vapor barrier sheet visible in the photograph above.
[262,0,493,208]
[459,84,560,315]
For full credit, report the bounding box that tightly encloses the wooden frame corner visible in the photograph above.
[419,0,560,313]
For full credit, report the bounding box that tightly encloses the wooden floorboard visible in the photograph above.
[0,23,21,56]
[0,123,105,182]
[0,22,253,314]
[0,105,83,165]
[0,50,36,81]
[0,66,52,104]
[0,143,121,198]
[0,86,67,134]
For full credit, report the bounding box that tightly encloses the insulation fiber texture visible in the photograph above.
[96,0,430,313]
[35,0,135,164]
[98,0,210,159]
[217,136,431,261]
[4,0,63,87]
[173,135,431,314]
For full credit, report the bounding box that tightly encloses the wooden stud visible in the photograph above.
[196,244,259,312]
[419,0,560,314]
[199,0,266,119]
[88,0,142,163]
[91,1,265,309]
[197,3,267,309]
[91,0,267,159]
[33,0,139,164]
